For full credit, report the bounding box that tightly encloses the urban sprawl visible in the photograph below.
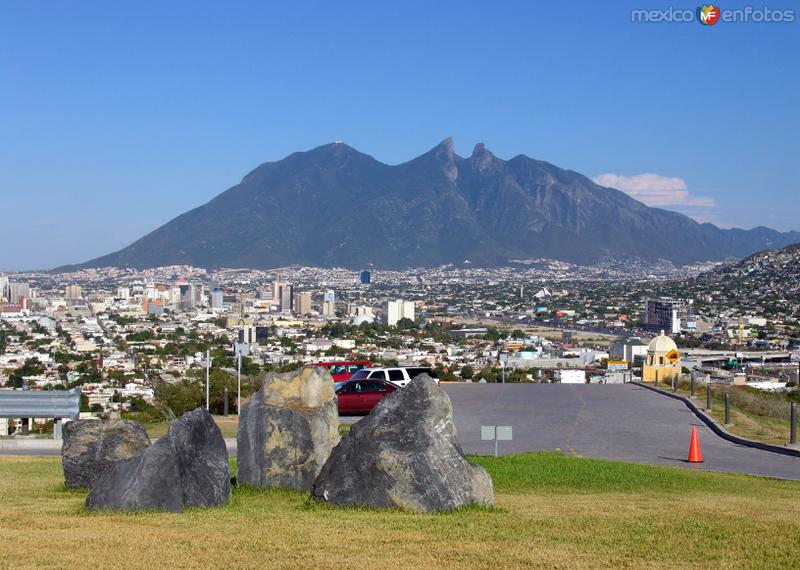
[1,261,799,435]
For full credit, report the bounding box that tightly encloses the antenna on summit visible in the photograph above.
[334,139,342,144]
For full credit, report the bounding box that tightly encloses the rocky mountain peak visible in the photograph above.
[470,142,496,173]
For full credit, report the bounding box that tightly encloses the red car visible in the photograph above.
[313,360,371,382]
[335,378,396,415]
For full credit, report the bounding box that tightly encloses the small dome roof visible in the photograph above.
[648,330,677,354]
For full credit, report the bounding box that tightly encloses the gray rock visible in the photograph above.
[237,366,339,490]
[62,419,150,489]
[86,408,230,512]
[312,375,494,512]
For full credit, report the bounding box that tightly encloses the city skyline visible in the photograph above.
[1,0,797,270]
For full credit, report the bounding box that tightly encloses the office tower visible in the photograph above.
[0,274,9,302]
[386,299,415,326]
[279,284,293,313]
[65,284,82,300]
[9,282,32,304]
[643,298,689,334]
[293,291,312,315]
[322,299,336,316]
[360,270,371,284]
[272,280,286,300]
[211,289,224,309]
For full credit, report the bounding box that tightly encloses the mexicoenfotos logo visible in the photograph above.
[698,5,720,25]
[631,4,796,23]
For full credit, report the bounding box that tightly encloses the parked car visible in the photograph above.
[335,378,397,415]
[312,360,371,382]
[346,366,439,388]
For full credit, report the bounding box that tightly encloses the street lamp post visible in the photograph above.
[237,351,242,416]
[205,349,210,411]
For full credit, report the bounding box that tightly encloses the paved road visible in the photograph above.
[443,383,800,479]
[3,384,798,479]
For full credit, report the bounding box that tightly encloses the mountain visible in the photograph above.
[59,139,800,271]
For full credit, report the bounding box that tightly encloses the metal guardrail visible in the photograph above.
[0,388,81,419]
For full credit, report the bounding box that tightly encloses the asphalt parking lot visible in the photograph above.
[442,383,800,479]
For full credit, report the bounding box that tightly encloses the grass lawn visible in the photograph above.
[144,415,239,439]
[1,453,799,569]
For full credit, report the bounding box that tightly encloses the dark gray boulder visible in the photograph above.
[312,375,494,512]
[86,408,230,512]
[237,366,339,490]
[62,419,150,489]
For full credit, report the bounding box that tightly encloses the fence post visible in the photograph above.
[706,383,712,412]
[724,392,731,426]
[790,402,797,448]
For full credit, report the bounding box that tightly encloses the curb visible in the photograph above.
[0,439,61,450]
[631,381,800,459]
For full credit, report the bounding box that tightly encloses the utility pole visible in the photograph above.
[205,349,210,411]
[237,350,242,416]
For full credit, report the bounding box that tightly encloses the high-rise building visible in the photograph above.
[65,284,82,300]
[177,280,195,309]
[643,298,690,334]
[0,274,9,302]
[116,287,130,300]
[279,284,294,313]
[320,289,336,316]
[8,282,31,305]
[273,280,287,300]
[293,291,312,315]
[386,299,415,326]
[211,289,224,309]
[360,270,371,285]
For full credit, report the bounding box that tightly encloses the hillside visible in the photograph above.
[688,243,800,315]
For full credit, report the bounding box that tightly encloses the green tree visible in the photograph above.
[460,364,474,379]
[156,380,204,416]
[396,317,418,330]
[5,357,46,388]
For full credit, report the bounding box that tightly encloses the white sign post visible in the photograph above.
[481,425,513,457]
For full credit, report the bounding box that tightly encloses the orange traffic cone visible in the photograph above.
[688,426,704,463]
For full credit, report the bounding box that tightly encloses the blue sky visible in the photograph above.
[1,0,797,270]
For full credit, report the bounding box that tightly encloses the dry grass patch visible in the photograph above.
[646,381,796,446]
[1,453,799,569]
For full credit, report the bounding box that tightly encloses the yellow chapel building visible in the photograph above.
[642,330,681,384]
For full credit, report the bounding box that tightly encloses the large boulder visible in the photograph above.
[86,408,230,512]
[312,375,494,512]
[237,366,339,490]
[62,419,151,489]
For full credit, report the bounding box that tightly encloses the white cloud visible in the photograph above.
[592,173,715,208]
